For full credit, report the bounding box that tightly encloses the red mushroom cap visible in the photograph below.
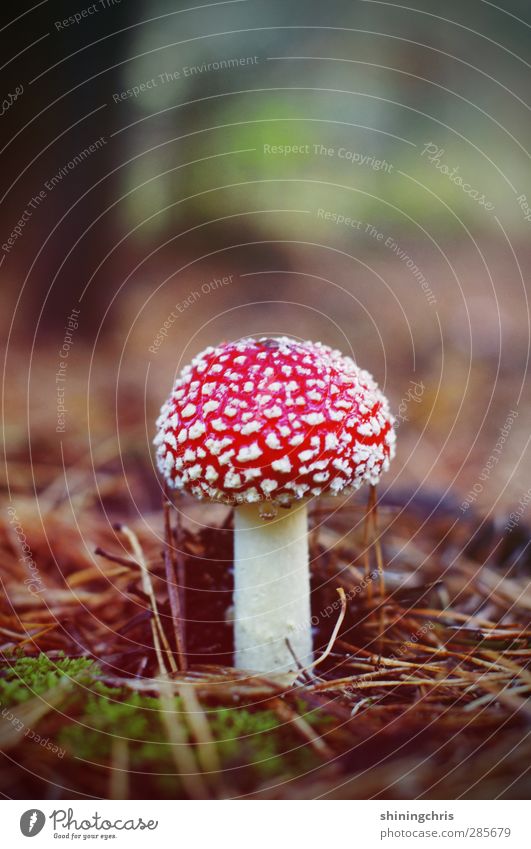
[154,336,395,505]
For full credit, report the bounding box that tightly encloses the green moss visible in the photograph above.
[207,706,284,776]
[2,655,328,792]
[60,689,179,766]
[0,653,97,705]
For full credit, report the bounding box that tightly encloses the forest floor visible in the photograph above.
[1,246,530,799]
[1,462,530,799]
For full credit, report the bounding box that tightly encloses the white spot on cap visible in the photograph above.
[286,482,310,498]
[181,403,196,418]
[330,477,346,492]
[325,433,338,450]
[263,405,282,419]
[302,412,325,425]
[272,457,292,473]
[241,420,261,435]
[261,479,278,494]
[219,449,235,466]
[236,443,263,462]
[165,432,177,449]
[244,488,261,503]
[224,470,242,488]
[189,421,206,439]
[203,400,220,414]
[309,459,329,472]
[205,465,219,482]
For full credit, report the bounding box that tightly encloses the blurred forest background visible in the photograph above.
[1,0,530,801]
[2,0,530,522]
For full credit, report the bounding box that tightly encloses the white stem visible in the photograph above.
[233,502,313,673]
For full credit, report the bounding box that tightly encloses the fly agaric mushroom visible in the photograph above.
[154,336,395,673]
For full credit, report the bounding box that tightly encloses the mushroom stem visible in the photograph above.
[233,502,313,673]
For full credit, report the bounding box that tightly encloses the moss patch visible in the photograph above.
[1,654,327,795]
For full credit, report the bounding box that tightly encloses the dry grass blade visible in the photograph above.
[157,677,210,800]
[269,697,334,759]
[110,738,130,800]
[178,682,221,782]
[120,524,177,676]
[304,588,347,673]
[0,684,73,750]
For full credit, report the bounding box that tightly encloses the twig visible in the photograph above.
[120,525,177,676]
[286,638,314,683]
[94,547,138,569]
[311,676,472,692]
[163,488,187,671]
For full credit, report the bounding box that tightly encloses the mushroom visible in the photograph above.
[154,336,395,673]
